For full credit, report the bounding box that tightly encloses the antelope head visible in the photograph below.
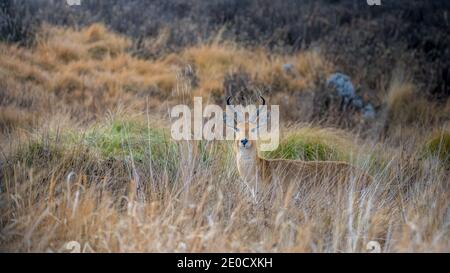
[225,96,268,159]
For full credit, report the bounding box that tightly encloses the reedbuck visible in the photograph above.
[225,96,371,200]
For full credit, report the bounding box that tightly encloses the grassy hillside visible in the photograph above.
[0,2,449,252]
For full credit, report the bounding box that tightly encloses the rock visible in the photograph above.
[362,103,376,119]
[327,72,356,100]
[351,96,364,109]
[283,63,295,74]
[326,72,376,119]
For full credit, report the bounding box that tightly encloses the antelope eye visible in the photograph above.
[235,128,240,132]
[251,128,257,133]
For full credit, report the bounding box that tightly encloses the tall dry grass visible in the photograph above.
[0,24,333,128]
[0,115,448,252]
[0,24,449,253]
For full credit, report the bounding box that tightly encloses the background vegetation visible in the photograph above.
[0,0,449,252]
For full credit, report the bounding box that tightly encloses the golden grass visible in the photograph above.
[0,105,34,131]
[0,48,49,85]
[0,24,178,119]
[0,115,448,252]
[387,79,449,123]
[0,24,449,253]
[183,44,331,99]
[0,23,337,131]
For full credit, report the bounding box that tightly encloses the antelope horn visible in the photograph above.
[255,96,266,118]
[260,96,266,106]
[227,96,233,105]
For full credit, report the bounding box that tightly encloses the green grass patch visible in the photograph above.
[83,119,178,164]
[423,130,450,166]
[262,127,353,162]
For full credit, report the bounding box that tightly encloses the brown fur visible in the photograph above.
[233,122,372,195]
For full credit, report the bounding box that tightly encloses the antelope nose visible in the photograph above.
[241,138,248,146]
